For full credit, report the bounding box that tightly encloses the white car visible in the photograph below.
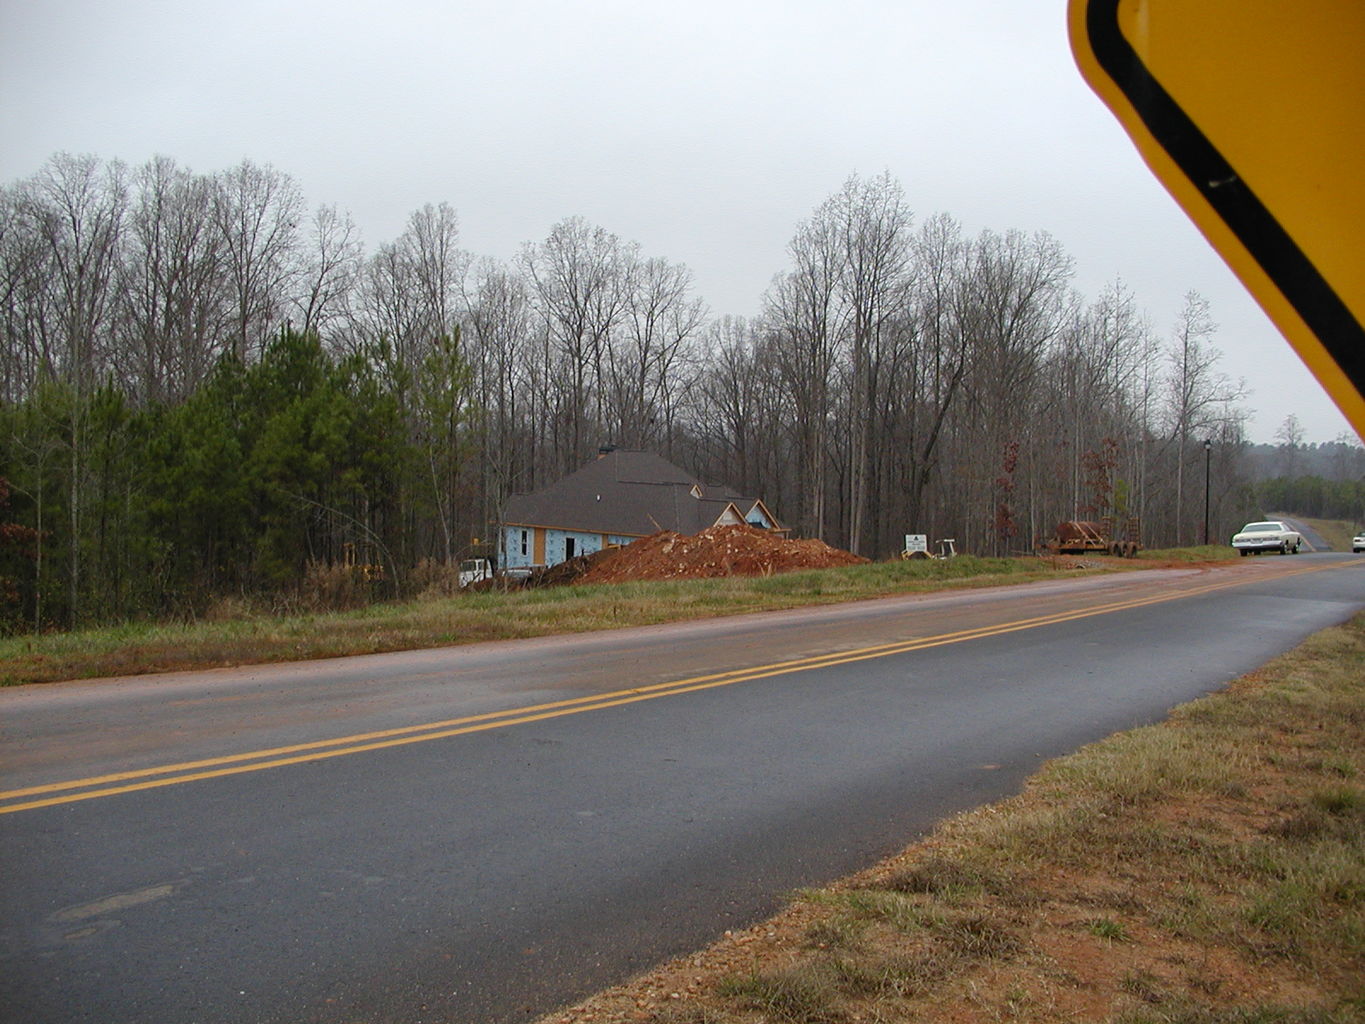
[1231,521,1302,556]
[1353,533,1365,553]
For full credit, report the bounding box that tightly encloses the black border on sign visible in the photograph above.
[1085,0,1364,390]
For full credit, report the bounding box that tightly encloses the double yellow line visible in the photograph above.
[3,560,1356,816]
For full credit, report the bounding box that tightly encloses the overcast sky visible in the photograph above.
[1,0,1355,444]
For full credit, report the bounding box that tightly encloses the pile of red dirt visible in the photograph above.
[571,524,867,585]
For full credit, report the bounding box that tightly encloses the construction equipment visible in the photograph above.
[1042,517,1141,558]
[900,535,958,560]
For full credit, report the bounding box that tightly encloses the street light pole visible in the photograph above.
[1203,438,1213,545]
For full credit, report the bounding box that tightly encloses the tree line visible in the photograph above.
[1254,477,1365,523]
[2,154,1273,629]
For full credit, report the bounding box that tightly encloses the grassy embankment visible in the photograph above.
[0,554,1148,686]
[540,613,1365,1024]
[1135,544,1239,563]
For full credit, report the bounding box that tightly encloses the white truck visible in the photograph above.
[1231,521,1302,556]
[458,558,494,587]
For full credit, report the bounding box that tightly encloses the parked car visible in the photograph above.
[1231,521,1302,556]
[1353,532,1365,553]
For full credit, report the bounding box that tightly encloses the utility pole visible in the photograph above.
[1203,438,1213,545]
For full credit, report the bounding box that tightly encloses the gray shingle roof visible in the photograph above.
[503,450,769,537]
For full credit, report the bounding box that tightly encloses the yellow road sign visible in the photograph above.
[1069,0,1365,438]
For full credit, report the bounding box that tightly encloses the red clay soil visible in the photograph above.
[573,524,867,584]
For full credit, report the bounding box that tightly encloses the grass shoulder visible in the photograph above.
[0,550,1225,686]
[1137,543,1239,562]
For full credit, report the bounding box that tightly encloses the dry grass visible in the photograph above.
[538,614,1365,1024]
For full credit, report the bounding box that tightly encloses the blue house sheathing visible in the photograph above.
[501,449,783,571]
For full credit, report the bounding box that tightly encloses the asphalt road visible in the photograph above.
[1278,515,1331,551]
[3,555,1363,1023]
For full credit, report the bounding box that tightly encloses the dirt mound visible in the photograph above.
[573,524,867,585]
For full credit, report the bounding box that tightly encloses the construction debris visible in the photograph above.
[555,524,867,586]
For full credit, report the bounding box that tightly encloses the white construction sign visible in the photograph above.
[903,534,928,555]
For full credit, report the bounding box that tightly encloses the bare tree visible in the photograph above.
[361,241,422,385]
[955,229,1073,552]
[896,213,971,540]
[212,160,302,361]
[0,183,57,400]
[1275,413,1304,477]
[404,202,466,346]
[464,258,540,524]
[765,210,843,540]
[1163,291,1244,544]
[20,154,129,389]
[358,203,467,390]
[520,217,634,468]
[28,155,130,620]
[606,255,706,451]
[826,172,913,554]
[296,203,362,342]
[693,316,762,487]
[118,156,229,402]
[1044,280,1148,533]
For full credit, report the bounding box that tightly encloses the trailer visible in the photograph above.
[1043,517,1141,558]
